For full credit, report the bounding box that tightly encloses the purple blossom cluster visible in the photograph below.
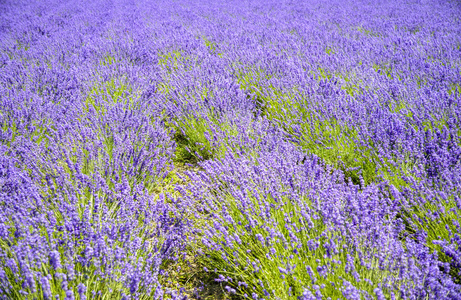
[1,0,461,299]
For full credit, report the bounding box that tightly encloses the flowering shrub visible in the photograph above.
[0,1,189,298]
[186,133,460,298]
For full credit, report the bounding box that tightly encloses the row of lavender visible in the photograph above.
[156,0,461,298]
[1,0,460,299]
[0,0,193,299]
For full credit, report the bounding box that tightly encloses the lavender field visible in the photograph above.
[1,0,461,299]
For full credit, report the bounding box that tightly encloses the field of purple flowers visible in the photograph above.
[1,0,460,299]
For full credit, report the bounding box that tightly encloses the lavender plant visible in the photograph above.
[1,0,191,298]
[183,131,460,299]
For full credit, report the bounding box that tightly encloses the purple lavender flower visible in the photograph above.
[77,283,87,300]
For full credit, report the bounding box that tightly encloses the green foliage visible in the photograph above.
[325,47,335,55]
[448,82,461,96]
[372,63,395,80]
[201,36,223,57]
[311,66,333,81]
[100,55,117,66]
[0,117,52,148]
[158,50,184,71]
[240,81,373,184]
[233,68,424,188]
[169,113,240,164]
[156,50,197,97]
[357,26,381,37]
[404,190,461,283]
[198,189,414,299]
[236,68,274,114]
[84,78,133,114]
[336,72,366,97]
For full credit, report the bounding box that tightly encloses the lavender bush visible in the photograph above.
[0,0,190,298]
[184,133,459,298]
